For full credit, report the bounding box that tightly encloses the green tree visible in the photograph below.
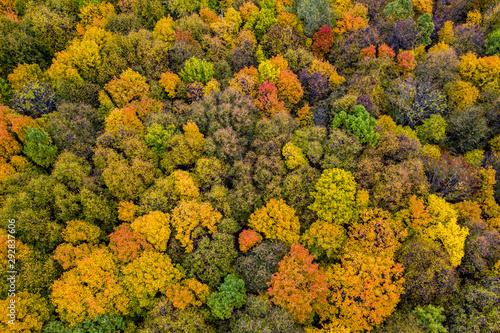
[292,0,333,37]
[23,128,58,168]
[384,0,412,20]
[179,57,214,84]
[207,274,247,320]
[144,123,177,155]
[331,105,379,146]
[486,28,500,56]
[417,14,435,46]
[413,305,447,333]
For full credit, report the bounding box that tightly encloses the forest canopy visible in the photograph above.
[0,0,500,332]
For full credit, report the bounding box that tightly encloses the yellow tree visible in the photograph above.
[320,250,405,332]
[121,251,183,311]
[130,211,172,252]
[62,220,102,245]
[0,292,50,332]
[171,200,222,253]
[51,247,130,325]
[248,198,301,245]
[104,68,150,108]
[308,168,358,225]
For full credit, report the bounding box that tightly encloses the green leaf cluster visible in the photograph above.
[207,274,247,320]
[332,105,379,146]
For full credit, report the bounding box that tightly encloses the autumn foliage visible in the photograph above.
[267,244,328,324]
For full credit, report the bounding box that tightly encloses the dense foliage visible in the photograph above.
[1,0,500,332]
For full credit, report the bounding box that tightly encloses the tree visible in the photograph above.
[261,24,302,58]
[320,249,405,331]
[52,152,92,191]
[312,25,335,59]
[413,305,447,333]
[23,128,58,168]
[130,211,172,252]
[62,220,101,245]
[301,220,346,259]
[444,107,489,155]
[238,229,263,253]
[45,103,102,159]
[121,251,183,312]
[397,236,458,306]
[23,2,75,53]
[384,0,412,20]
[43,315,126,333]
[179,57,214,84]
[254,82,287,117]
[446,278,500,333]
[0,291,50,332]
[182,233,238,288]
[140,170,200,213]
[387,77,447,127]
[207,274,247,320]
[104,68,150,108]
[159,72,181,98]
[248,199,301,245]
[487,28,500,55]
[331,105,379,146]
[230,295,304,333]
[153,15,176,46]
[161,121,204,173]
[243,8,277,40]
[308,168,358,225]
[51,248,130,326]
[417,13,434,46]
[12,81,57,118]
[282,142,308,170]
[140,298,216,333]
[171,200,221,253]
[108,224,154,264]
[165,278,209,310]
[292,0,332,37]
[276,69,303,106]
[236,240,289,294]
[267,243,329,324]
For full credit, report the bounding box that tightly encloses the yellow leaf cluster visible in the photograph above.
[118,201,138,222]
[51,247,130,325]
[308,168,358,225]
[78,2,115,31]
[159,71,181,99]
[122,251,183,310]
[62,220,101,245]
[239,2,259,22]
[302,220,346,258]
[413,0,433,15]
[104,68,150,108]
[310,60,345,89]
[447,80,479,110]
[282,142,308,170]
[171,200,221,253]
[248,198,301,245]
[466,9,482,25]
[131,211,172,252]
[153,15,176,46]
[104,107,144,133]
[7,63,44,91]
[296,104,314,127]
[0,292,50,332]
[203,78,220,96]
[405,194,469,267]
